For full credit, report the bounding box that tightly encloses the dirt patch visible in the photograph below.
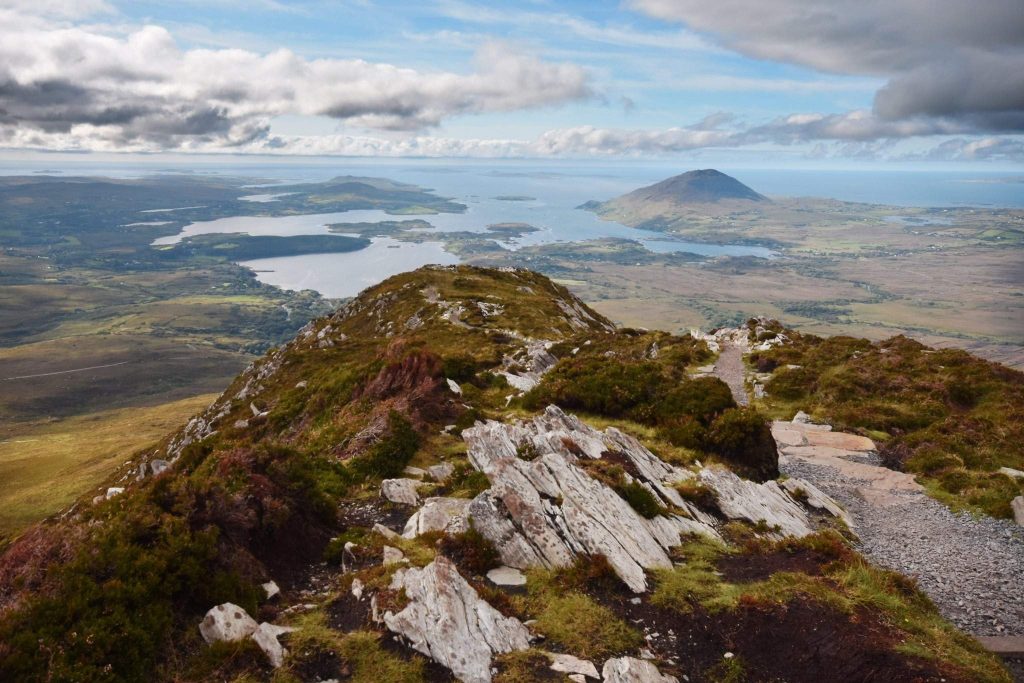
[338,498,415,533]
[327,590,375,633]
[598,586,962,682]
[287,646,350,682]
[715,549,829,583]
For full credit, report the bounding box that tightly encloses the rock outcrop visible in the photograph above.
[383,557,531,683]
[463,406,719,592]
[699,468,814,538]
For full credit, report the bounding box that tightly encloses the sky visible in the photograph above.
[1,0,1022,166]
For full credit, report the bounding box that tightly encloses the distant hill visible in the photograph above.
[581,169,769,226]
[621,169,767,204]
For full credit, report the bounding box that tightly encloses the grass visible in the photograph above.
[651,534,1009,682]
[532,592,642,660]
[0,393,217,540]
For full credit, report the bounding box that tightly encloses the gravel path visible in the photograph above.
[713,342,749,406]
[781,453,1024,637]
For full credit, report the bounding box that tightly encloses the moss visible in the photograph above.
[615,481,667,519]
[533,592,642,660]
[339,631,425,683]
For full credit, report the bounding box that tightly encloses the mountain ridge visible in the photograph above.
[0,266,1016,683]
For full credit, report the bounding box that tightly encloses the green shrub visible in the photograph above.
[442,354,480,382]
[704,408,779,482]
[351,411,420,480]
[438,526,501,575]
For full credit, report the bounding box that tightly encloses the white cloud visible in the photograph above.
[0,7,590,148]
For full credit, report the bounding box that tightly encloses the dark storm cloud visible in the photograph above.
[631,0,1024,134]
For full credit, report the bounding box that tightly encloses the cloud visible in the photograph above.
[0,8,590,148]
[629,0,1024,132]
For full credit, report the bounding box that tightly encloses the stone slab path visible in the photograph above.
[774,418,1024,639]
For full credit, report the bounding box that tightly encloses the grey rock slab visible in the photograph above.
[602,656,679,682]
[700,468,814,538]
[384,557,531,683]
[199,602,259,644]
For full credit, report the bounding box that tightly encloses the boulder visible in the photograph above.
[486,566,527,587]
[384,557,531,683]
[252,622,295,668]
[550,653,600,679]
[150,459,170,476]
[602,657,678,683]
[380,478,421,506]
[1012,496,1024,527]
[999,467,1024,480]
[105,487,124,499]
[402,497,470,538]
[199,603,259,643]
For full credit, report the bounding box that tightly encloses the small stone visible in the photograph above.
[383,546,406,566]
[549,652,600,679]
[447,378,463,395]
[105,487,124,499]
[351,578,365,600]
[486,566,527,587]
[998,467,1024,480]
[262,580,280,600]
[294,380,308,389]
[233,419,249,429]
